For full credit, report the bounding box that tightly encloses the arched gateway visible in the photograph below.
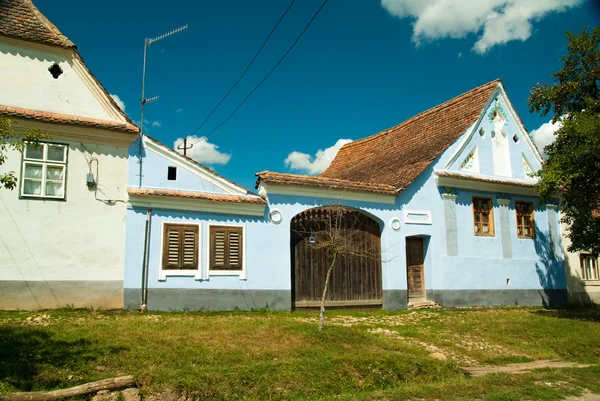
[290,206,383,309]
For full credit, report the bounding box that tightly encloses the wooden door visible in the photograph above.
[406,237,425,300]
[291,207,382,308]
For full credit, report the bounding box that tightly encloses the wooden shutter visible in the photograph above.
[162,224,198,270]
[210,226,243,271]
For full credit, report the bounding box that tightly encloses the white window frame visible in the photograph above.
[20,143,68,200]
[206,223,247,280]
[579,252,600,282]
[158,221,202,281]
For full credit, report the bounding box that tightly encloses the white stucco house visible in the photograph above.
[0,0,139,309]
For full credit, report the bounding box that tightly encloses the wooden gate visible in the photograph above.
[290,207,382,308]
[406,237,425,301]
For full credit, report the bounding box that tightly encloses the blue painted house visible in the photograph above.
[125,79,566,311]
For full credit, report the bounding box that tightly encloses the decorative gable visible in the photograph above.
[442,85,543,182]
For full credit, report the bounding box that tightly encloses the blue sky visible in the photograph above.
[39,0,599,190]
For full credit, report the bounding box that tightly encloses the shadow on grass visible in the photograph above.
[0,326,126,392]
[531,306,600,322]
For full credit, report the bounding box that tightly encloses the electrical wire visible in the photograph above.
[189,0,328,145]
[188,0,297,138]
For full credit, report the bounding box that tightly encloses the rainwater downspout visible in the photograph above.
[140,208,153,311]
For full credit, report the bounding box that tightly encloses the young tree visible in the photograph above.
[294,205,381,331]
[0,116,50,190]
[528,27,600,254]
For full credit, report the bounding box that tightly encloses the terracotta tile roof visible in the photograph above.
[128,187,267,205]
[255,171,399,195]
[143,135,257,195]
[0,105,139,133]
[436,170,537,188]
[0,0,74,48]
[320,80,501,189]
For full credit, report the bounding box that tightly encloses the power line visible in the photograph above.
[190,0,328,145]
[189,0,297,138]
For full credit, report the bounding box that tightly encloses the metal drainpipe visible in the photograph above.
[140,208,153,311]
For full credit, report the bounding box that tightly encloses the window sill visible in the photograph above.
[19,195,66,202]
[159,269,201,281]
[582,280,600,287]
[208,270,246,280]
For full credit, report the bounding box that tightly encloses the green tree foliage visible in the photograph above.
[0,116,51,190]
[528,27,600,254]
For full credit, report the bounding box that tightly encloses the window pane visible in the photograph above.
[45,181,64,197]
[23,179,41,195]
[474,225,480,233]
[46,166,64,180]
[482,224,489,233]
[474,212,480,222]
[25,146,44,160]
[482,214,489,223]
[24,164,42,179]
[47,145,66,162]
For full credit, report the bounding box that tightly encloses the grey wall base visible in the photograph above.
[0,280,123,310]
[383,290,408,310]
[125,288,292,311]
[427,289,568,308]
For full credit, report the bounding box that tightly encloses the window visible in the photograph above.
[580,254,599,281]
[167,166,177,181]
[515,201,535,239]
[472,197,494,236]
[21,143,67,199]
[162,224,199,270]
[210,225,243,271]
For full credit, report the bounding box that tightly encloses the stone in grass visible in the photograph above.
[430,352,448,361]
[122,388,141,401]
[91,390,119,401]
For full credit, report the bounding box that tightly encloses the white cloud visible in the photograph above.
[284,139,352,175]
[381,0,583,54]
[110,94,125,112]
[151,121,162,128]
[530,119,561,155]
[173,136,231,165]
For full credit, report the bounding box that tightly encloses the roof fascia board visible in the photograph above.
[436,174,538,196]
[261,182,397,204]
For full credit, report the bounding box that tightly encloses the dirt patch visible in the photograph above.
[460,360,594,378]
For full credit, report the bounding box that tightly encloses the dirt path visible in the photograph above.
[459,360,594,378]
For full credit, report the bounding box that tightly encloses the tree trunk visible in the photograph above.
[6,376,135,401]
[319,252,337,331]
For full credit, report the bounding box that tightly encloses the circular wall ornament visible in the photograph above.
[390,217,401,231]
[269,208,283,224]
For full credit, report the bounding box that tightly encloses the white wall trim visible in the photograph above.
[157,220,202,281]
[260,182,397,204]
[403,209,432,225]
[436,175,538,196]
[128,192,266,217]
[205,222,247,280]
[143,137,248,196]
[444,122,477,169]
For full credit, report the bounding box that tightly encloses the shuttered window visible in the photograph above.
[162,224,199,270]
[210,226,243,271]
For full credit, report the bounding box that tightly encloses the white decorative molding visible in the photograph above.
[269,208,283,224]
[158,221,202,281]
[389,217,401,231]
[441,193,458,201]
[460,146,479,173]
[403,210,432,225]
[260,182,397,205]
[497,199,511,206]
[127,191,266,216]
[205,223,247,280]
[546,204,557,210]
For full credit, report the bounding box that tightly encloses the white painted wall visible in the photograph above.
[0,38,119,121]
[561,219,600,304]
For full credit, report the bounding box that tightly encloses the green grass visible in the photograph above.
[0,307,598,400]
